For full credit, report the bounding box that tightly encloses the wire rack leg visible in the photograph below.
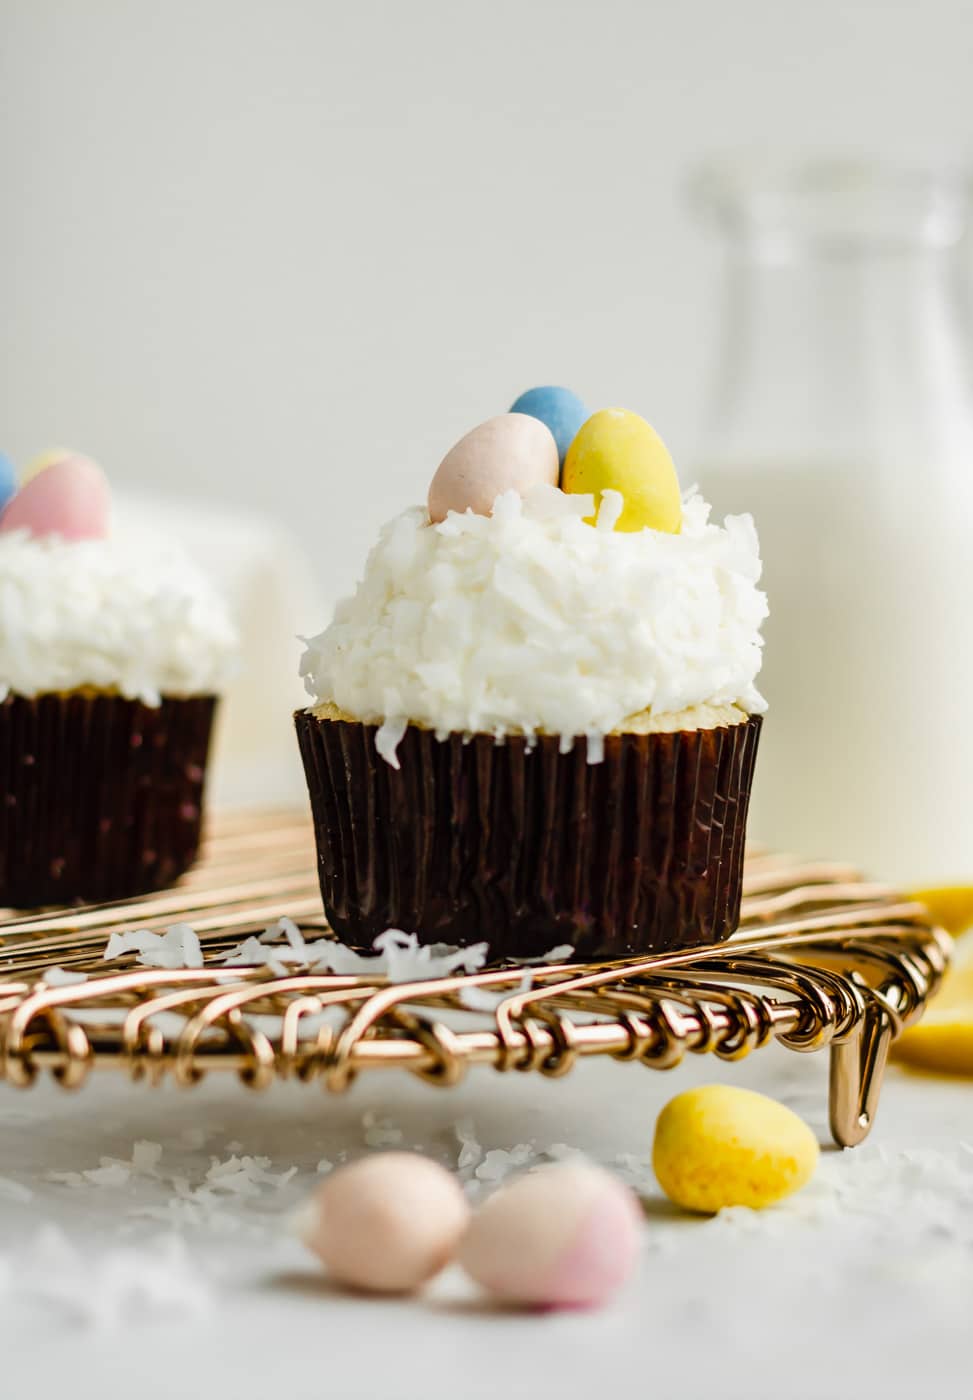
[828,1000,894,1147]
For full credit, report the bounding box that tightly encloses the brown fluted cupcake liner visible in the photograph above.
[0,692,217,909]
[295,710,762,961]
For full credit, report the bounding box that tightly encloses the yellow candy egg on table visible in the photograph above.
[561,408,682,533]
[652,1085,819,1214]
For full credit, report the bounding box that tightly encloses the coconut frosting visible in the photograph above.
[0,530,238,703]
[300,485,767,765]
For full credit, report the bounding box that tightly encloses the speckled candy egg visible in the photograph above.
[562,407,682,533]
[652,1085,820,1214]
[509,386,588,466]
[0,454,111,541]
[301,1153,471,1294]
[457,1163,641,1309]
[0,453,16,513]
[428,413,559,523]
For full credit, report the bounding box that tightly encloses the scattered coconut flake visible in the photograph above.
[541,1143,588,1166]
[458,970,533,1011]
[369,929,489,981]
[510,944,575,966]
[9,1226,210,1329]
[44,966,89,987]
[454,1117,483,1175]
[104,924,203,970]
[82,1163,131,1188]
[46,1170,86,1188]
[0,1175,33,1203]
[474,1144,535,1183]
[131,1141,164,1175]
[220,935,270,967]
[375,714,408,768]
[362,1111,404,1148]
[316,1159,334,1176]
[613,1152,657,1192]
[45,1141,164,1193]
[205,1154,298,1196]
[105,915,490,987]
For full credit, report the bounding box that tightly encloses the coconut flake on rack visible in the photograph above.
[0,530,237,703]
[104,924,203,969]
[44,966,89,987]
[221,920,490,980]
[102,916,570,982]
[300,484,768,765]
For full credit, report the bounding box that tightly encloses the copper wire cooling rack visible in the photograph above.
[0,809,951,1148]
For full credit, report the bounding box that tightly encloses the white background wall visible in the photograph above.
[2,0,971,611]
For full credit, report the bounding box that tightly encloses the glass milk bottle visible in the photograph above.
[691,160,973,881]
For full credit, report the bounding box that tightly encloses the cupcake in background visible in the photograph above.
[0,450,237,908]
[296,389,767,962]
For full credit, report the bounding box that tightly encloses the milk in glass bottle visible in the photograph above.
[691,160,973,880]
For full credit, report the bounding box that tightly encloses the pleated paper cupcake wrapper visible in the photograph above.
[295,711,762,962]
[0,693,217,909]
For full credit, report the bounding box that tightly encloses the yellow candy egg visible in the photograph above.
[561,408,681,533]
[652,1085,819,1214]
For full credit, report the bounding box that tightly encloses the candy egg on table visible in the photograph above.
[652,1085,819,1214]
[0,452,16,512]
[0,454,111,541]
[509,385,588,466]
[301,1152,471,1294]
[428,413,559,523]
[561,407,682,533]
[457,1163,641,1309]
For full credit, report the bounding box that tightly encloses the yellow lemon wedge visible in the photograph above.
[906,883,973,937]
[893,1004,973,1076]
[893,920,973,1076]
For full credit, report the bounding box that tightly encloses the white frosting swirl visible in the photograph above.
[0,530,238,703]
[301,486,767,765]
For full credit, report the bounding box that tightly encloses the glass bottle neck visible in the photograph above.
[701,240,973,472]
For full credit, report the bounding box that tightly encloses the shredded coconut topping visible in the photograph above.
[300,485,767,764]
[0,529,237,702]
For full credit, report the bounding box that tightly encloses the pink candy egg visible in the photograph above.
[428,413,559,523]
[21,447,77,485]
[0,454,111,541]
[302,1152,471,1294]
[457,1163,641,1309]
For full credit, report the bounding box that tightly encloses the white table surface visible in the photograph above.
[1,1039,970,1399]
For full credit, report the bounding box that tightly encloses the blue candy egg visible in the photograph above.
[509,386,588,467]
[0,453,16,514]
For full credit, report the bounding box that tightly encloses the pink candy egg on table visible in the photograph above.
[458,1163,641,1309]
[301,1152,471,1294]
[428,413,559,523]
[0,453,111,541]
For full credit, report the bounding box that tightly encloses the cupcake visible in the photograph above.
[296,392,767,961]
[0,452,237,907]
